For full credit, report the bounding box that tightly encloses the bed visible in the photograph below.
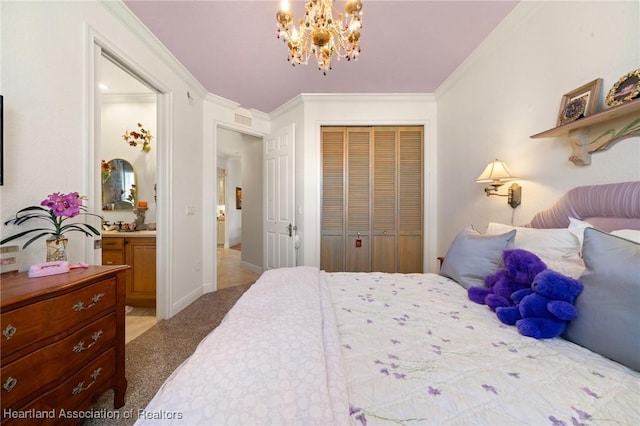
[136,181,640,425]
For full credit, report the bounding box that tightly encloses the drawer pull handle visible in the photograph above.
[73,330,104,353]
[72,367,102,395]
[3,377,17,393]
[3,324,16,340]
[72,293,105,312]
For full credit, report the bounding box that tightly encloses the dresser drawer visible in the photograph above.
[1,278,116,359]
[1,313,116,410]
[5,349,116,426]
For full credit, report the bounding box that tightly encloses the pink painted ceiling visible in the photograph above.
[123,1,518,113]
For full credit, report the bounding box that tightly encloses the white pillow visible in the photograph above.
[543,257,585,279]
[568,217,593,246]
[611,229,640,243]
[486,222,581,260]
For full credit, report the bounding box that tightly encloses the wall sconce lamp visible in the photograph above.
[475,159,522,208]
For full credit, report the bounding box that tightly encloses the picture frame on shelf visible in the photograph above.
[605,69,640,107]
[557,78,602,126]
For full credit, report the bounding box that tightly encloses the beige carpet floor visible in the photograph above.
[80,282,253,426]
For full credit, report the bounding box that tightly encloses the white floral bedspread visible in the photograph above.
[138,268,639,425]
[326,272,640,425]
[136,266,349,425]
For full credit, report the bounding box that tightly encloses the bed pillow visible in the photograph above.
[543,257,585,279]
[564,228,640,371]
[440,226,516,289]
[568,217,593,247]
[611,229,640,243]
[486,222,581,260]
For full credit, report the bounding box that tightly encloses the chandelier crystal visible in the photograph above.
[276,0,363,74]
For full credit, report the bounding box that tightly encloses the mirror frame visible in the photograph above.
[102,158,137,211]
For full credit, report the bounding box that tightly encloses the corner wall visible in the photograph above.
[436,1,640,255]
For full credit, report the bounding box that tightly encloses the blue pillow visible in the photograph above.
[564,228,640,371]
[440,227,516,289]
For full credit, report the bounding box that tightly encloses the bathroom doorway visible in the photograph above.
[97,51,159,338]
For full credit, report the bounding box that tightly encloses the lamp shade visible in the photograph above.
[475,160,519,183]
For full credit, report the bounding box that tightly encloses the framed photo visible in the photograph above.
[557,78,602,126]
[235,187,242,210]
[605,69,640,107]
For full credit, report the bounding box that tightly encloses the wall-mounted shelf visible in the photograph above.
[530,98,640,166]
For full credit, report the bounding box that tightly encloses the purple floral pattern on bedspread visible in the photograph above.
[326,272,640,426]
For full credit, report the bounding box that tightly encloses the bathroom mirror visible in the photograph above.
[102,158,137,210]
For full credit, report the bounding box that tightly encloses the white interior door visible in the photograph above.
[264,124,295,269]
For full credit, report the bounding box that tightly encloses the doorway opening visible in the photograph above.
[215,127,262,289]
[97,51,160,340]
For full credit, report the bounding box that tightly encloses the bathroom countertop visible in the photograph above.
[102,230,157,237]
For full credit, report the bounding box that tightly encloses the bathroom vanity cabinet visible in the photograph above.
[102,232,156,308]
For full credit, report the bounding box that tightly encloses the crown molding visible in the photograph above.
[99,0,207,98]
[269,94,305,119]
[206,93,241,110]
[300,93,435,105]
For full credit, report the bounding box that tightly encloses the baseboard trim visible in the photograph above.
[241,261,263,275]
[171,286,204,317]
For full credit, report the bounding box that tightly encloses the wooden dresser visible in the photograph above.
[1,265,128,425]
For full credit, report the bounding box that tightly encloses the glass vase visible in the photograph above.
[46,238,68,262]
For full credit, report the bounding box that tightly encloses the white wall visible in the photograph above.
[0,1,207,319]
[435,1,640,256]
[241,133,264,272]
[226,157,242,246]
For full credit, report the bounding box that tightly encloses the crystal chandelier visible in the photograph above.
[276,0,363,74]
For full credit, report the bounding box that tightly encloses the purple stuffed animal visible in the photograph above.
[468,249,547,311]
[496,269,584,339]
